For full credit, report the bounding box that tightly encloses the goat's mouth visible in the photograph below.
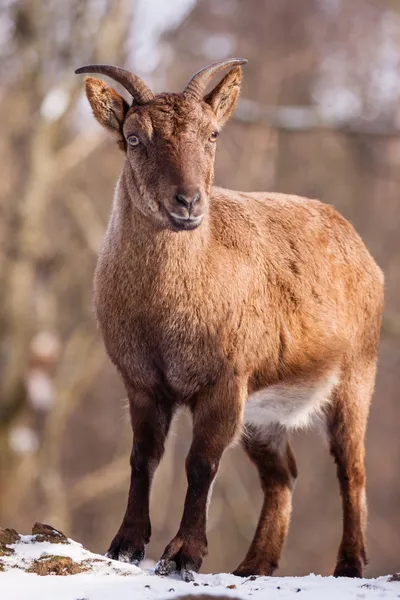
[166,212,204,231]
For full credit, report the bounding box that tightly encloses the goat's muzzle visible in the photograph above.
[165,186,206,231]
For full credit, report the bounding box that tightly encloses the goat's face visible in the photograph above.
[121,96,217,231]
[76,59,246,231]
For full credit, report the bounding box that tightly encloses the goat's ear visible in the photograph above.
[203,66,242,126]
[84,77,129,148]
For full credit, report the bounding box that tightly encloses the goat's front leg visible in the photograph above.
[155,375,245,581]
[107,391,173,564]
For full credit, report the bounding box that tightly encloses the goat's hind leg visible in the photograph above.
[234,425,297,577]
[326,364,374,578]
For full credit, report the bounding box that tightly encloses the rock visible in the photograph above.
[0,528,19,545]
[31,523,68,544]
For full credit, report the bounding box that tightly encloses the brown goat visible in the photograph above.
[75,59,383,581]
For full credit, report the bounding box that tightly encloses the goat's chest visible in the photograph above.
[95,266,238,396]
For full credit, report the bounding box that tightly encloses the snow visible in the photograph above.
[1,532,399,599]
[2,570,400,600]
[1,534,140,577]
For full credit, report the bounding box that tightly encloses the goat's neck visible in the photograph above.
[114,171,210,276]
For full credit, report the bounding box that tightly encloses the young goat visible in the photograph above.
[75,59,383,581]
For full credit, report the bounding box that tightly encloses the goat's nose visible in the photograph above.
[175,193,201,212]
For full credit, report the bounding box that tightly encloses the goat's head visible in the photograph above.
[75,59,247,231]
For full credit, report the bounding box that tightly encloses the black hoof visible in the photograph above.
[334,560,363,578]
[155,558,195,582]
[106,535,145,565]
[154,558,177,576]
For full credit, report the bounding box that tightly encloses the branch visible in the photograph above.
[64,191,106,255]
[52,131,105,181]
[234,99,400,137]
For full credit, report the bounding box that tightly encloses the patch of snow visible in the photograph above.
[30,331,60,362]
[26,369,54,410]
[40,89,69,122]
[9,427,39,455]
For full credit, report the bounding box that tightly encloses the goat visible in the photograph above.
[75,58,384,581]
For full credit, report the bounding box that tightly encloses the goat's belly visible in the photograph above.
[244,371,339,430]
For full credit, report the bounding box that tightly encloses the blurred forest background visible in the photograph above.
[0,0,399,578]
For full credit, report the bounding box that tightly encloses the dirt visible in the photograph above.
[27,555,91,576]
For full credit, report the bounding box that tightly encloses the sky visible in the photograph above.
[131,0,196,77]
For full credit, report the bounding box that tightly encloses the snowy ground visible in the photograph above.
[2,569,400,600]
[1,524,399,599]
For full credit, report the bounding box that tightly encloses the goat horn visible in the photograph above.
[75,65,154,105]
[184,58,248,101]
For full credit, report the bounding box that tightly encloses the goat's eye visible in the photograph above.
[127,135,140,146]
[209,131,219,143]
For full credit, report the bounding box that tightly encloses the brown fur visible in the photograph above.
[78,60,384,580]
